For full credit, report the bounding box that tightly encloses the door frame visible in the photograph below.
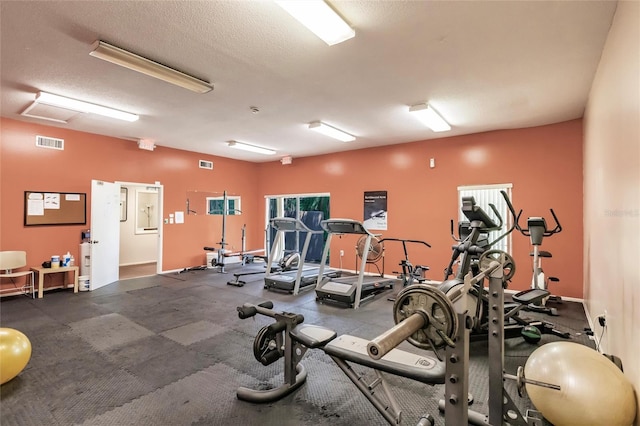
[117,181,164,274]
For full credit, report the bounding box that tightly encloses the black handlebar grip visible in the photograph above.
[260,349,282,366]
[294,314,305,325]
[267,320,288,334]
[258,301,274,309]
[237,301,274,319]
[203,246,216,251]
[237,305,257,319]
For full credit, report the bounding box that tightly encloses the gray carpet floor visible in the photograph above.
[0,267,593,425]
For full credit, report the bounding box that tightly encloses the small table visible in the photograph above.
[30,266,79,299]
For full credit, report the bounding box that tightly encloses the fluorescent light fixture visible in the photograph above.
[409,104,451,132]
[35,92,139,122]
[276,0,355,46]
[308,121,355,142]
[227,141,276,155]
[90,40,213,94]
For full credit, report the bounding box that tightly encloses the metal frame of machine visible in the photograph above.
[315,218,395,309]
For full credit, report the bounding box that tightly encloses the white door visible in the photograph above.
[90,180,121,290]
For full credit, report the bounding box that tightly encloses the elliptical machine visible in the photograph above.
[439,191,569,341]
[515,209,562,316]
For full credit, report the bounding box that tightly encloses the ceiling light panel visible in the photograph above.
[308,121,355,142]
[276,0,355,46]
[409,104,451,132]
[35,92,139,122]
[227,141,276,155]
[90,40,213,94]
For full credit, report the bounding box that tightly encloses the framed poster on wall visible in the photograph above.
[363,190,387,230]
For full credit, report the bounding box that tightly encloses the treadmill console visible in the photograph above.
[321,219,370,235]
[271,217,316,232]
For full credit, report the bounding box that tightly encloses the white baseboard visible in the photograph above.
[119,261,157,267]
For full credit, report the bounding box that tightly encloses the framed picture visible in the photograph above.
[135,188,159,234]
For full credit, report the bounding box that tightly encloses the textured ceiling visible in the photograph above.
[1,1,616,162]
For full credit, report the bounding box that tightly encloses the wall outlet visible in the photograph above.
[340,250,344,257]
[598,313,607,327]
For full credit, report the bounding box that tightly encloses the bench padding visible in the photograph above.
[324,334,445,384]
[290,324,338,349]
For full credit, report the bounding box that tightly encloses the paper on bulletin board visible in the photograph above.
[44,193,60,209]
[27,192,45,216]
[175,211,184,224]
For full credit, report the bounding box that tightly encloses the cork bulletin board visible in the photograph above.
[24,191,87,226]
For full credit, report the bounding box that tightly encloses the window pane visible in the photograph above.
[458,186,512,253]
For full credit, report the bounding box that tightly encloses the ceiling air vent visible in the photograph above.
[199,160,213,170]
[36,135,64,150]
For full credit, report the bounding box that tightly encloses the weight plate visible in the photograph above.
[392,284,458,350]
[443,282,481,322]
[478,249,516,281]
[516,366,526,398]
[252,325,281,366]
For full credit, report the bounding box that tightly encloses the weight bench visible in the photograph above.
[292,325,443,425]
[236,302,444,425]
[291,325,444,384]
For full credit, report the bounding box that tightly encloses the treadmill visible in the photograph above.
[315,219,396,309]
[264,217,340,295]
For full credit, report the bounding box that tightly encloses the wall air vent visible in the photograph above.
[199,160,213,170]
[36,135,64,150]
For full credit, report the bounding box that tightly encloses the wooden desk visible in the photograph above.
[30,266,79,299]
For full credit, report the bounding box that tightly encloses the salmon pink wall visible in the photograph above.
[257,120,584,298]
[2,118,584,298]
[1,118,260,289]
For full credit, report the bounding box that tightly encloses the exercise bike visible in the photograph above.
[378,237,431,302]
[515,208,562,316]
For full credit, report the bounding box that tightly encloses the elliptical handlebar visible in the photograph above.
[450,219,460,242]
[485,190,516,247]
[487,203,504,230]
[501,190,518,221]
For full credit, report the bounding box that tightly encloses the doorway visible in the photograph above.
[119,183,162,280]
